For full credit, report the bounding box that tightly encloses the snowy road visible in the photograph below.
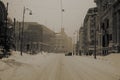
[0,53,120,80]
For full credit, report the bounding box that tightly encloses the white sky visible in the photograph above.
[2,0,96,37]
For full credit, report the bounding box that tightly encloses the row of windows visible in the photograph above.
[55,46,64,48]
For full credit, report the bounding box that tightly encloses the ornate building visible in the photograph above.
[94,0,120,55]
[83,7,98,55]
[112,1,120,53]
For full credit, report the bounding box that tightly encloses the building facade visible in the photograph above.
[83,7,98,55]
[15,22,56,53]
[54,28,73,53]
[78,27,84,55]
[112,1,120,53]
[94,0,120,55]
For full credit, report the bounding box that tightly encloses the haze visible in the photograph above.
[3,0,96,37]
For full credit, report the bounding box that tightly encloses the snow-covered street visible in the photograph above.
[0,52,120,80]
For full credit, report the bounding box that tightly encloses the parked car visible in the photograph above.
[65,52,72,56]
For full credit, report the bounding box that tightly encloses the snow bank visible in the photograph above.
[0,60,9,71]
[105,53,120,60]
[104,54,120,68]
[8,51,54,66]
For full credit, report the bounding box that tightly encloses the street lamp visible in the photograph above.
[60,0,64,28]
[93,13,97,59]
[20,7,32,56]
[94,22,97,59]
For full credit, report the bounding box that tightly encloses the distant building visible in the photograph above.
[78,27,84,55]
[83,7,98,55]
[15,22,73,54]
[15,22,56,53]
[54,28,73,53]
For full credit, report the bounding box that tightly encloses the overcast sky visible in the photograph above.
[3,0,96,37]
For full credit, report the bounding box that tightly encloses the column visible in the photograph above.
[118,11,120,44]
[118,11,120,52]
[117,12,119,44]
[113,12,117,44]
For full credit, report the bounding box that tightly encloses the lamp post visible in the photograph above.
[60,0,64,28]
[94,21,97,59]
[13,18,16,51]
[20,7,32,56]
[93,13,97,59]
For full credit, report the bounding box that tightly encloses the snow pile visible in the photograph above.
[105,53,120,61]
[8,51,51,66]
[104,54,120,68]
[0,51,52,80]
[0,60,9,71]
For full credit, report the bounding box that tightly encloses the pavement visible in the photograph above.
[0,52,120,80]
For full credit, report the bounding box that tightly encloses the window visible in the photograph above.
[109,34,112,41]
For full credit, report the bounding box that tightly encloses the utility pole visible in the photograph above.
[20,7,25,56]
[94,26,97,59]
[94,15,97,59]
[20,7,32,56]
[13,18,16,51]
[60,0,63,28]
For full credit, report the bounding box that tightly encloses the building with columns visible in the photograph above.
[94,0,120,54]
[83,7,98,55]
[112,1,120,53]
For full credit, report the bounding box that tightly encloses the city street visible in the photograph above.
[0,53,120,80]
[0,0,120,80]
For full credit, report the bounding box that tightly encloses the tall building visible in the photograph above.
[83,7,98,55]
[94,0,120,55]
